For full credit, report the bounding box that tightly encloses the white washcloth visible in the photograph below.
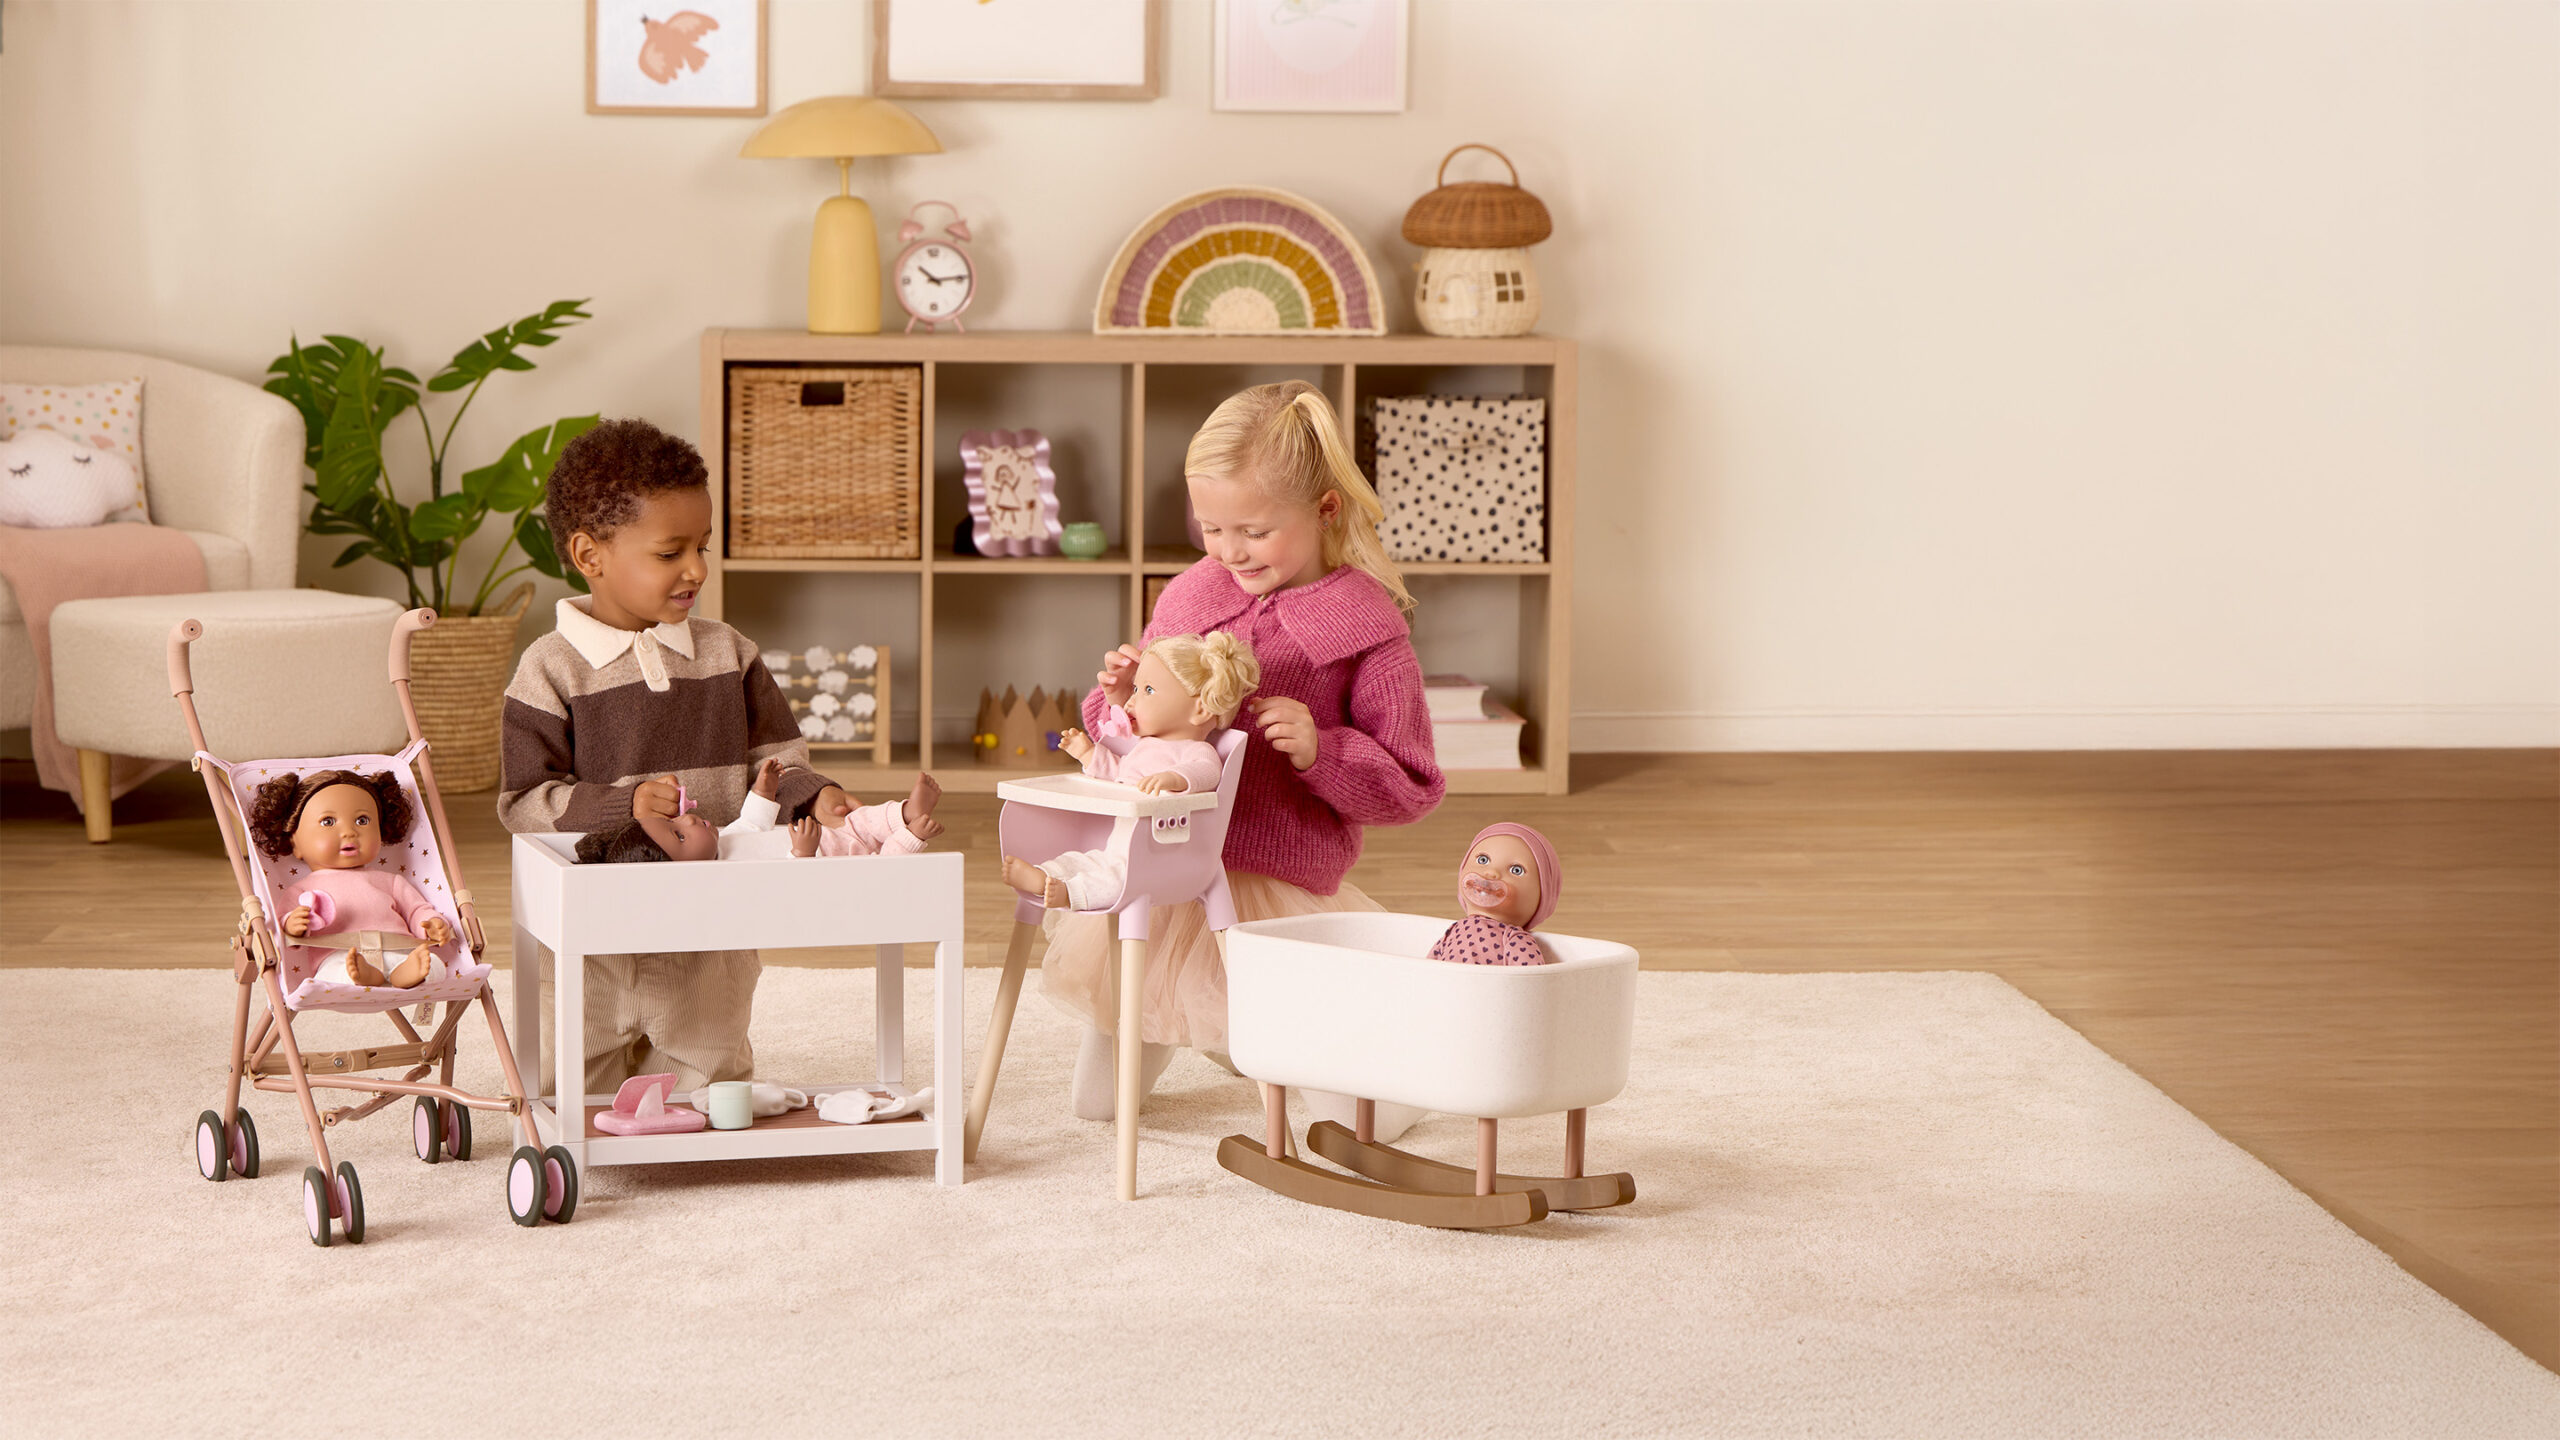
[817,1087,932,1125]
[684,1081,809,1119]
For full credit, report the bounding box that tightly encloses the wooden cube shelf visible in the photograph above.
[699,330,1575,796]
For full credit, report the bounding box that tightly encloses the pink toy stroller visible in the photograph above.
[172,610,565,1246]
[966,727,1249,1199]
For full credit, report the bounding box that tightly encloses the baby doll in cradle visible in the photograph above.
[1430,822,1562,967]
[1001,630,1259,910]
[246,769,454,989]
[572,760,944,865]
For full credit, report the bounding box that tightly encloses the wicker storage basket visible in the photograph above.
[409,583,532,793]
[727,365,922,559]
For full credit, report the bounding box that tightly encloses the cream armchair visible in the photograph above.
[0,346,304,733]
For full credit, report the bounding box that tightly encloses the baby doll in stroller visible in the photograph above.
[247,769,453,990]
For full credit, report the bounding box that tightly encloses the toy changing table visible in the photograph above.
[508,835,965,1184]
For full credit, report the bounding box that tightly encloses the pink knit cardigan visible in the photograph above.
[1086,559,1443,895]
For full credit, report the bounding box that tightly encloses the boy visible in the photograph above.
[498,417,846,1093]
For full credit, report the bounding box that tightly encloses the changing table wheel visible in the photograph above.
[231,1107,260,1179]
[411,1097,443,1164]
[505,1146,545,1227]
[302,1167,332,1248]
[444,1099,472,1161]
[194,1110,228,1182]
[541,1145,579,1225]
[336,1161,365,1245]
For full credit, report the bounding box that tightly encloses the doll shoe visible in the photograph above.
[591,1074,707,1135]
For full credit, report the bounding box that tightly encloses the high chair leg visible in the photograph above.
[965,920,1042,1162]
[260,966,334,1176]
[1116,929,1145,1201]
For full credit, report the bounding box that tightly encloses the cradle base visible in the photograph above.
[1306,1121,1637,1213]
[1216,1134,1548,1230]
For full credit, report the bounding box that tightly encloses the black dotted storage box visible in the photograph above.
[1361,395,1547,563]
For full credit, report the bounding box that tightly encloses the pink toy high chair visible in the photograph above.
[968,727,1249,1199]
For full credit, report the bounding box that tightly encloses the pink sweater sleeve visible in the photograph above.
[1299,636,1444,827]
[1167,741,1224,795]
[1080,742,1124,782]
[820,798,925,856]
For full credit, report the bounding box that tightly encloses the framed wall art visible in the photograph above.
[1213,0,1407,114]
[961,428,1064,557]
[874,0,1160,101]
[588,0,767,116]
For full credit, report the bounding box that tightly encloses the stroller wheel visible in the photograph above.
[506,1146,545,1227]
[195,1110,228,1182]
[336,1162,365,1244]
[541,1145,579,1224]
[231,1108,260,1179]
[445,1101,473,1161]
[302,1167,333,1248]
[412,1098,443,1164]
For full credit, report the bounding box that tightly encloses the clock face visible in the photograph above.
[896,242,974,321]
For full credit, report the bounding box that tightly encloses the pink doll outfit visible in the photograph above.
[717,789,927,861]
[1036,726,1225,911]
[1431,822,1563,966]
[1043,559,1442,1053]
[290,867,446,988]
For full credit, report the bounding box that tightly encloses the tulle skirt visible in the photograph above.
[1039,871,1384,1054]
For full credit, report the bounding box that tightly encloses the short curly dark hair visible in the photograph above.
[544,417,709,560]
[245,770,415,860]
[574,817,672,865]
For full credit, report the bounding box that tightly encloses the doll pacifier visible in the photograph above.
[675,782,697,818]
[1462,871,1511,909]
[296,890,337,932]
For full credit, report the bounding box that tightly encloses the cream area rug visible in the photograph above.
[3,968,2553,1438]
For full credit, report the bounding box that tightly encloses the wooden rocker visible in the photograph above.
[1216,912,1640,1230]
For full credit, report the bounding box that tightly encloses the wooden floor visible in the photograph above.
[4,750,2552,1369]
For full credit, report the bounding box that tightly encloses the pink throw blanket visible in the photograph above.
[0,522,208,810]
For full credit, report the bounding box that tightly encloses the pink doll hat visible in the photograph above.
[1468,821,1561,929]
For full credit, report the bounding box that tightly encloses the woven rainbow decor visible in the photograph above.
[1093,187,1385,335]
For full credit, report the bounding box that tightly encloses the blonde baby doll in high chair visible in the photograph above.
[1002,630,1259,912]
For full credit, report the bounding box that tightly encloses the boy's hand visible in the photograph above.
[1097,644,1143,705]
[810,785,854,828]
[752,757,786,800]
[282,905,312,938]
[1251,697,1320,772]
[790,817,821,858]
[1138,772,1188,795]
[420,915,454,947]
[633,775,683,821]
[1058,728,1094,762]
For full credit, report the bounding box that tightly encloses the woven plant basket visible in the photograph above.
[728,365,923,559]
[408,582,533,793]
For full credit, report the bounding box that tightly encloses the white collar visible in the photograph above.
[554,596,696,672]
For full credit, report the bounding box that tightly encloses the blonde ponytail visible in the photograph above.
[1147,630,1261,725]
[1185,380,1414,613]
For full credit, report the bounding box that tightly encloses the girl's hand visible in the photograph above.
[790,817,821,857]
[1251,696,1320,772]
[1138,772,1188,795]
[1057,727,1094,762]
[282,905,312,938]
[421,915,454,946]
[1097,644,1143,705]
[633,776,682,821]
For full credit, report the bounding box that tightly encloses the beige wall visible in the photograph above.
[4,0,2552,749]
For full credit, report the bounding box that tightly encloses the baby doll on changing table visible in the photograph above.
[574,758,945,864]
[1430,822,1562,966]
[1001,631,1260,911]
[246,769,454,989]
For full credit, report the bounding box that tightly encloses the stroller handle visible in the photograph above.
[390,608,437,683]
[167,618,203,698]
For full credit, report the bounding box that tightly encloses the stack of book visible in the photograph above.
[1425,675,1525,770]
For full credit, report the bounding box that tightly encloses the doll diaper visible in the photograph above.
[309,931,447,988]
[592,1073,707,1135]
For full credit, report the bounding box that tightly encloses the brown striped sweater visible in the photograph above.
[498,597,831,835]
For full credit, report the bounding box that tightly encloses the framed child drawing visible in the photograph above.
[1212,0,1407,113]
[587,0,767,116]
[961,429,1064,557]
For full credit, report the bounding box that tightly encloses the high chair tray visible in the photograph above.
[995,773,1220,819]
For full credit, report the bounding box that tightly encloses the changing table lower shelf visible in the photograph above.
[528,1083,938,1166]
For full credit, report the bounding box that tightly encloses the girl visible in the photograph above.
[1042,380,1444,1135]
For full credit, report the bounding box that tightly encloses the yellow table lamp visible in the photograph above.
[742,97,942,335]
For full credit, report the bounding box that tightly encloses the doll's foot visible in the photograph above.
[345,955,387,987]
[1002,855,1048,901]
[386,947,433,989]
[904,773,943,834]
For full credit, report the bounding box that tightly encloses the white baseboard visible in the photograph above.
[1571,704,2560,752]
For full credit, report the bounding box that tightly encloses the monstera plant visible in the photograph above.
[263,299,597,616]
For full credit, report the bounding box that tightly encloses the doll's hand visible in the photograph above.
[282,905,312,938]
[790,817,821,858]
[752,756,786,800]
[1138,772,1188,795]
[1097,644,1143,705]
[1058,728,1094,762]
[633,775,683,821]
[420,915,454,947]
[1250,696,1320,772]
[906,811,944,843]
[810,785,854,828]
